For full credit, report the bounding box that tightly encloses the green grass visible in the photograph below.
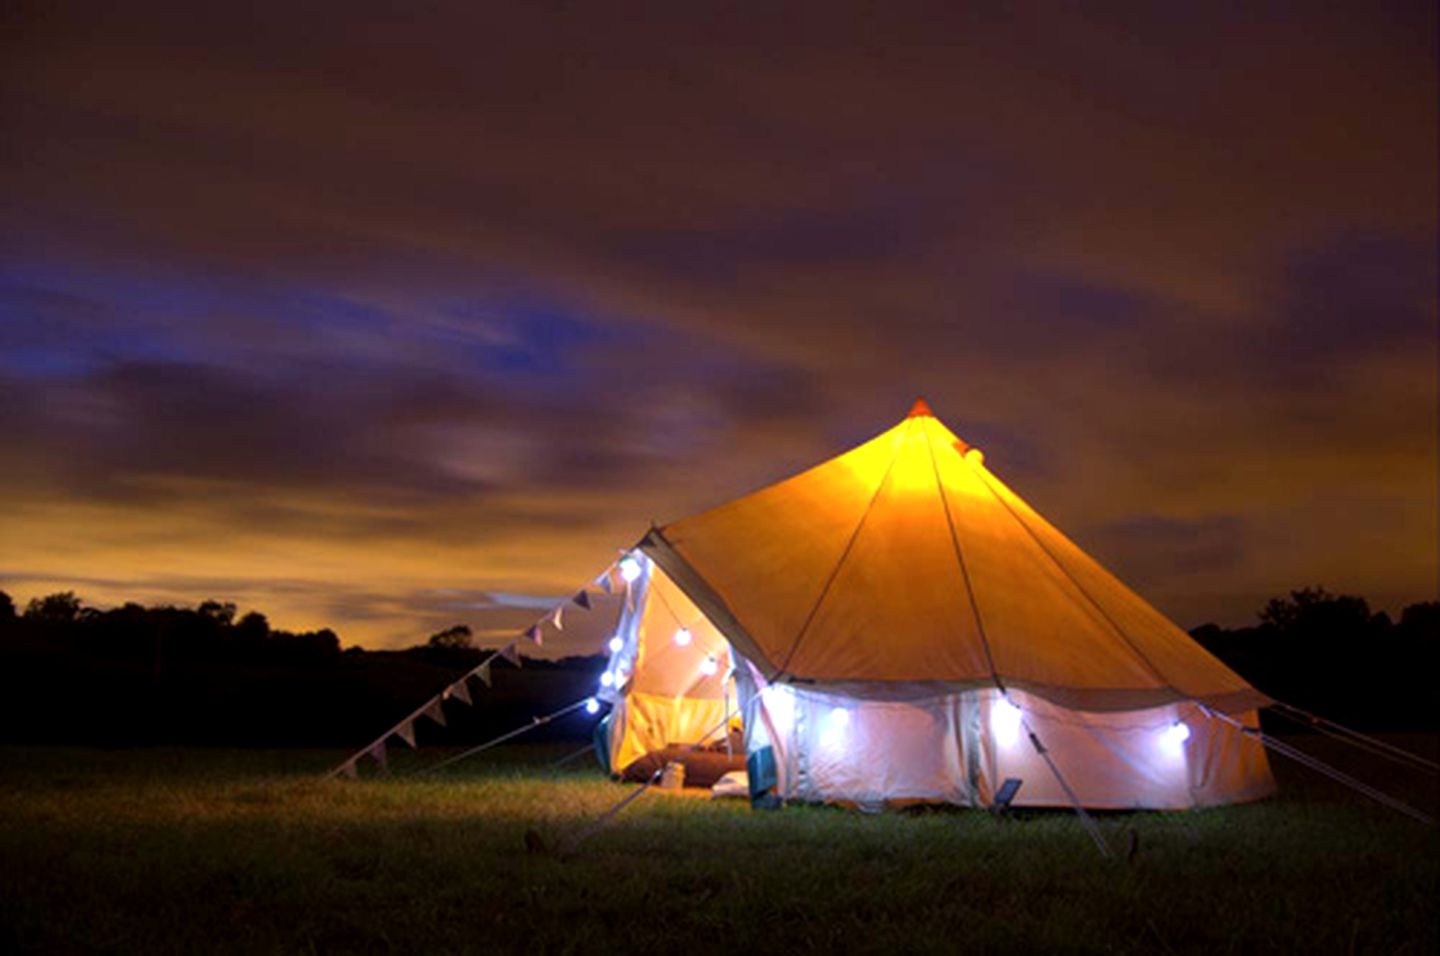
[1,742,1436,954]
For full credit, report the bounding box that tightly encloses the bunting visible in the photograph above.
[328,560,618,781]
[395,720,417,748]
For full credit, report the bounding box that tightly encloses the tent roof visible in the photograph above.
[642,402,1266,714]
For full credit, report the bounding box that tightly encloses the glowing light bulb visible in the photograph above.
[618,557,642,583]
[599,671,614,688]
[964,447,985,466]
[585,697,600,715]
[992,697,1023,747]
[763,684,795,735]
[674,628,692,647]
[820,705,850,747]
[1163,721,1191,750]
[699,656,718,676]
[607,635,623,654]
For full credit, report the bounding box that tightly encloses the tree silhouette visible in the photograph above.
[0,591,14,621]
[198,600,237,626]
[1257,586,1371,636]
[24,591,82,624]
[427,624,474,650]
[236,611,270,639]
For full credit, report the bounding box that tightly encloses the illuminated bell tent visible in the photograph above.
[596,400,1275,810]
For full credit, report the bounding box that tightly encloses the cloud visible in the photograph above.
[0,1,1434,643]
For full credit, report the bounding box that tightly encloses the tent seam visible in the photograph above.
[921,416,1006,694]
[775,416,917,677]
[967,465,1179,693]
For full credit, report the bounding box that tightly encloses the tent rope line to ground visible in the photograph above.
[1203,708,1433,825]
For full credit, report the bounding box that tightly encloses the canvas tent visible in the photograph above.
[597,400,1275,810]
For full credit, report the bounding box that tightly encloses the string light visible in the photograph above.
[607,635,623,654]
[820,705,850,747]
[699,656,718,676]
[992,697,1023,747]
[618,556,642,583]
[585,698,600,715]
[1162,721,1191,751]
[763,684,795,735]
[674,628,692,646]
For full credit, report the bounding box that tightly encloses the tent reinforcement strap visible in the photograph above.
[924,416,1004,692]
[1207,709,1433,825]
[776,416,916,676]
[1025,721,1114,859]
[416,697,593,776]
[969,466,1175,693]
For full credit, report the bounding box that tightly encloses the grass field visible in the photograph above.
[1,740,1436,954]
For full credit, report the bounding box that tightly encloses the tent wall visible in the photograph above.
[736,659,1274,810]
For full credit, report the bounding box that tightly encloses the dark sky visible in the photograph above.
[2,2,1435,651]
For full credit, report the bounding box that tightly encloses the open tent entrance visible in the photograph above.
[596,557,745,787]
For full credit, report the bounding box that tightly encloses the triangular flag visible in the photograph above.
[368,740,388,772]
[395,720,417,748]
[550,605,565,631]
[597,569,615,595]
[500,642,521,667]
[340,759,358,780]
[423,699,447,727]
[525,624,543,647]
[572,590,591,610]
[449,679,471,705]
[476,660,492,686]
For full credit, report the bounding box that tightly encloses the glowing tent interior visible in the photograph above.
[596,400,1276,810]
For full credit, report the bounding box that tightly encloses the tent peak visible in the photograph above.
[906,397,935,419]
